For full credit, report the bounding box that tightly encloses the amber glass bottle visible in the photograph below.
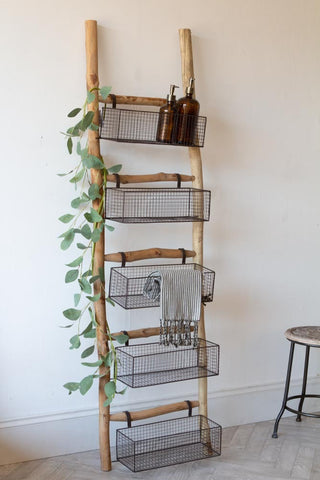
[174,78,199,145]
[156,84,179,143]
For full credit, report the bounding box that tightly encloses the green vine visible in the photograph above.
[58,86,127,406]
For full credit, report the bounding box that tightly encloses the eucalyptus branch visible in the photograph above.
[58,86,127,401]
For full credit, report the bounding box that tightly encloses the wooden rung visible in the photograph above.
[105,247,195,263]
[110,400,199,422]
[99,94,166,107]
[111,325,194,339]
[106,172,194,184]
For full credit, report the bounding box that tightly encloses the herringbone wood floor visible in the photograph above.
[1,415,320,479]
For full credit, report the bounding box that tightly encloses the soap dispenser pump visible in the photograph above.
[175,77,200,145]
[156,84,179,143]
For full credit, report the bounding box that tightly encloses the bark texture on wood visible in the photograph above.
[179,28,207,419]
[85,19,111,472]
[99,94,166,106]
[106,172,194,184]
[110,400,199,422]
[105,247,195,263]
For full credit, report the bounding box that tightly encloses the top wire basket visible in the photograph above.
[99,106,207,147]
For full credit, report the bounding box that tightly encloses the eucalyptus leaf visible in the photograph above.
[80,321,93,336]
[81,224,91,239]
[76,141,82,155]
[87,91,95,104]
[82,154,105,170]
[57,170,73,177]
[69,335,81,349]
[81,345,95,359]
[59,324,73,328]
[107,164,122,174]
[81,111,95,130]
[84,328,96,338]
[105,224,115,232]
[88,307,96,325]
[60,231,75,250]
[89,123,99,131]
[81,359,103,367]
[84,212,93,223]
[74,293,81,307]
[71,197,81,208]
[103,351,114,367]
[89,275,100,284]
[79,375,94,395]
[103,397,113,407]
[91,228,101,243]
[98,267,105,282]
[63,308,81,321]
[90,208,103,222]
[88,183,101,200]
[104,380,116,397]
[66,256,83,267]
[82,269,92,277]
[117,387,127,395]
[67,137,73,154]
[65,269,79,283]
[59,228,74,238]
[63,382,80,392]
[78,277,91,294]
[76,243,87,250]
[112,333,128,345]
[59,214,74,224]
[86,293,101,302]
[67,108,81,118]
[106,297,115,306]
[100,86,112,100]
[70,168,85,184]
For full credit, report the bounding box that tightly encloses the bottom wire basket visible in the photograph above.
[116,414,222,472]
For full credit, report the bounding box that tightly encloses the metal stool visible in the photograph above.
[272,326,320,438]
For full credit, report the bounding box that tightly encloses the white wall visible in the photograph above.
[1,0,320,465]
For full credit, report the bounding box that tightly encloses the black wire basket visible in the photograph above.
[116,413,222,472]
[99,106,207,147]
[116,339,219,388]
[105,185,211,224]
[108,263,215,310]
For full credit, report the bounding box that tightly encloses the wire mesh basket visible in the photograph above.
[108,263,215,309]
[116,414,222,472]
[99,107,207,147]
[105,187,211,223]
[116,339,219,388]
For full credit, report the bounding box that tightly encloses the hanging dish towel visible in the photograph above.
[143,269,202,347]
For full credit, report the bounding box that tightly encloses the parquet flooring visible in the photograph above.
[1,415,320,479]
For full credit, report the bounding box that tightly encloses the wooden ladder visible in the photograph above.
[85,20,208,472]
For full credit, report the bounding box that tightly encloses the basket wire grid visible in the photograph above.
[105,186,211,224]
[116,414,222,472]
[116,339,219,388]
[99,107,207,147]
[108,263,215,310]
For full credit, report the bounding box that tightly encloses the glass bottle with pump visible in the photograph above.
[174,77,199,145]
[156,84,179,143]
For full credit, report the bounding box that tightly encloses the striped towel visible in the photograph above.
[143,269,202,346]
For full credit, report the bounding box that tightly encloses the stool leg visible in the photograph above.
[272,341,295,438]
[296,345,310,422]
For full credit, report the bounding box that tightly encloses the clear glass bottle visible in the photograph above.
[156,84,179,143]
[174,78,199,146]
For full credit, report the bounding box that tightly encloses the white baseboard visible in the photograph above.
[1,376,319,465]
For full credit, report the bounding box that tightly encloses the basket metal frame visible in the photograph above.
[99,106,207,147]
[108,262,215,310]
[116,338,220,388]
